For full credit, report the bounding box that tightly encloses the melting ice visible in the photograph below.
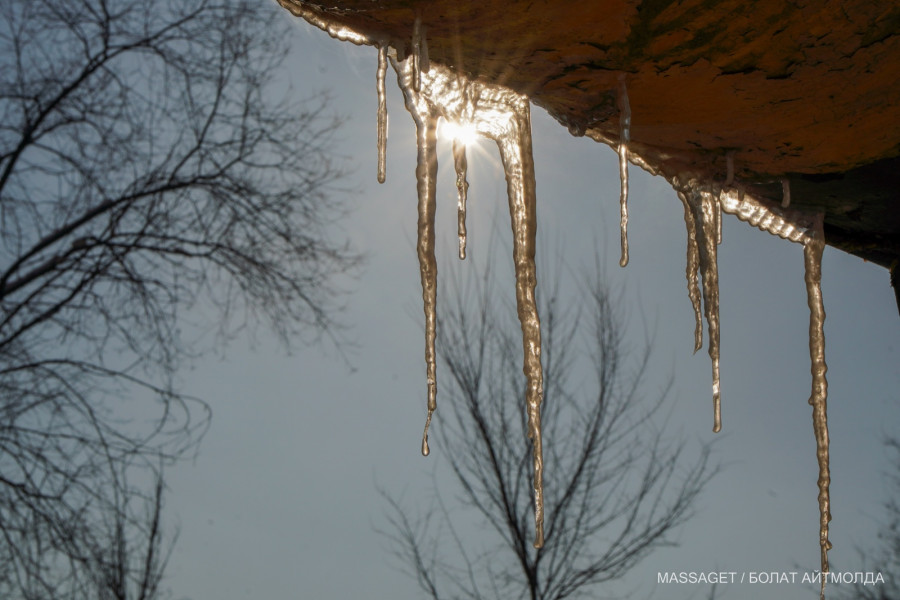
[392,55,546,548]
[279,0,833,575]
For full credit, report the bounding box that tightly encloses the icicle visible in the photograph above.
[804,215,831,594]
[677,191,703,353]
[416,106,438,457]
[453,138,469,259]
[684,189,722,432]
[715,194,723,245]
[782,178,791,208]
[393,57,545,548]
[617,75,631,267]
[393,56,440,457]
[376,45,388,184]
[493,102,544,550]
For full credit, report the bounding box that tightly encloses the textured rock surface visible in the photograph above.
[279,0,900,271]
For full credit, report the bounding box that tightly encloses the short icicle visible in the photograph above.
[724,150,735,187]
[617,75,631,267]
[453,138,469,259]
[495,100,545,549]
[376,45,388,184]
[804,215,831,599]
[715,195,723,246]
[677,191,703,353]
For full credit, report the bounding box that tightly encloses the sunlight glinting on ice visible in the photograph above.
[393,55,545,548]
[276,0,834,574]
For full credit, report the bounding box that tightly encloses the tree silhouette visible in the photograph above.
[382,250,716,600]
[0,0,357,596]
[834,438,900,600]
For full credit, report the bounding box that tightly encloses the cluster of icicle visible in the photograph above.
[667,174,831,597]
[277,0,832,581]
[387,21,547,548]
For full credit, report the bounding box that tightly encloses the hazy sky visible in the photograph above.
[164,5,900,599]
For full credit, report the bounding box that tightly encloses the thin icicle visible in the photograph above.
[453,138,469,259]
[677,191,703,353]
[494,100,544,550]
[376,45,388,184]
[415,108,438,456]
[804,215,831,596]
[685,189,722,432]
[782,178,791,208]
[617,75,631,267]
[715,195,723,245]
[394,56,440,457]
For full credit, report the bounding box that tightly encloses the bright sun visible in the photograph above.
[439,118,480,146]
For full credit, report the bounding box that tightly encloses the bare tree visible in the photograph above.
[0,0,357,597]
[834,438,900,600]
[382,251,715,600]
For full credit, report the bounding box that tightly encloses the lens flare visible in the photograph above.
[439,118,480,146]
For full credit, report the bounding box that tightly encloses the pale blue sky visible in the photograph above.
[164,5,900,599]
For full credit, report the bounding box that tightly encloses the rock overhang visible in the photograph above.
[278,0,900,276]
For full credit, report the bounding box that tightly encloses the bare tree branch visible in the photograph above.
[382,246,716,600]
[0,0,358,597]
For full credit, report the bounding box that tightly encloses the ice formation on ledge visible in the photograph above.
[277,0,832,575]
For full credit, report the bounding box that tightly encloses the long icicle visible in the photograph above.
[688,190,722,432]
[617,75,631,267]
[804,215,831,599]
[495,101,545,549]
[394,56,440,456]
[678,191,703,353]
[416,109,439,456]
[453,138,469,259]
[376,45,388,184]
[411,17,422,92]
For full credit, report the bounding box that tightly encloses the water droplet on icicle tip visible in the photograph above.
[804,214,831,586]
[376,45,388,184]
[453,138,469,259]
[617,74,631,268]
[782,178,791,208]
